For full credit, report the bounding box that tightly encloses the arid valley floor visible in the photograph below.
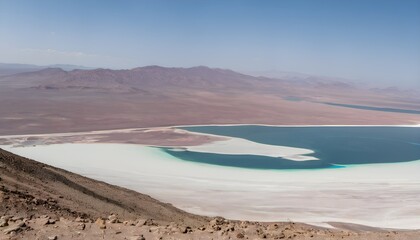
[1,65,420,239]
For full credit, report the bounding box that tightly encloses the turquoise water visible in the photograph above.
[163,126,420,170]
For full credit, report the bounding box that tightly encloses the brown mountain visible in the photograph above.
[0,65,350,93]
[0,66,419,135]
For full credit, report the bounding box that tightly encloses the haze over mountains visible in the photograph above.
[1,64,420,135]
[1,62,417,92]
[0,63,93,77]
[2,66,269,92]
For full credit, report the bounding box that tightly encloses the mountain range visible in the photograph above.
[0,64,419,135]
[0,63,93,77]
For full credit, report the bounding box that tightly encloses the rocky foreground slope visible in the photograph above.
[0,148,419,239]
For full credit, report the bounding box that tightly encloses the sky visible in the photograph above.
[0,0,419,88]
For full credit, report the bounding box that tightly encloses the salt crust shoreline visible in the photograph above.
[0,123,419,139]
[3,123,418,162]
[170,137,318,161]
[2,143,420,230]
[1,124,420,230]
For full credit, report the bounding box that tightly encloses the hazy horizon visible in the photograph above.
[1,0,419,88]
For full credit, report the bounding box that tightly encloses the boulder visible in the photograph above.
[48,218,57,224]
[144,219,154,226]
[136,218,147,226]
[95,218,106,229]
[39,215,50,225]
[10,216,23,222]
[236,232,245,239]
[107,214,118,224]
[267,223,279,231]
[0,218,8,227]
[130,235,146,240]
[177,226,192,234]
[3,222,26,234]
[75,217,87,223]
[76,223,85,230]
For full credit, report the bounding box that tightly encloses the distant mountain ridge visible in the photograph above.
[1,65,419,135]
[1,63,418,92]
[0,65,356,94]
[0,63,93,77]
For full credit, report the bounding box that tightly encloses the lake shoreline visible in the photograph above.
[1,125,420,230]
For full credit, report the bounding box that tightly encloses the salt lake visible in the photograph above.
[2,125,420,229]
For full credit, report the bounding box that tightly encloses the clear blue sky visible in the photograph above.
[0,0,419,87]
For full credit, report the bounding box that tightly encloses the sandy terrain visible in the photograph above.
[0,66,420,136]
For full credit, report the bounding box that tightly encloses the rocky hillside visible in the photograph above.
[1,148,420,239]
[0,148,207,225]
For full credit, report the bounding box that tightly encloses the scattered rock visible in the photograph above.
[122,220,136,226]
[240,221,249,228]
[209,217,224,227]
[95,218,106,229]
[179,226,187,234]
[76,223,85,230]
[48,236,58,240]
[267,223,279,231]
[130,235,146,240]
[136,218,147,226]
[48,218,57,224]
[236,232,245,238]
[75,217,87,223]
[3,222,26,234]
[209,217,225,231]
[144,219,154,226]
[0,218,8,227]
[39,215,50,225]
[10,216,23,222]
[274,232,286,239]
[108,214,118,224]
[32,198,39,205]
[225,224,235,232]
[178,226,192,234]
[149,226,160,232]
[0,216,12,221]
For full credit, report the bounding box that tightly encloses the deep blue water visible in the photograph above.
[322,102,420,115]
[163,126,420,170]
